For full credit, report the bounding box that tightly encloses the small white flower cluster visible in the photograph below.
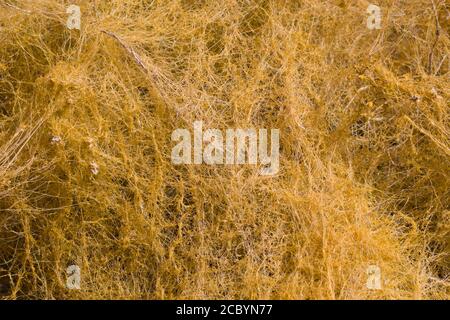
[66,265,81,290]
[90,161,99,175]
[66,5,81,30]
[367,4,382,30]
[51,136,62,145]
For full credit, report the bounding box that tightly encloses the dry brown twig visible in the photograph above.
[1,2,32,14]
[428,0,441,74]
[100,30,182,106]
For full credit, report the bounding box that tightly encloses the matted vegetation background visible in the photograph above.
[0,0,448,299]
